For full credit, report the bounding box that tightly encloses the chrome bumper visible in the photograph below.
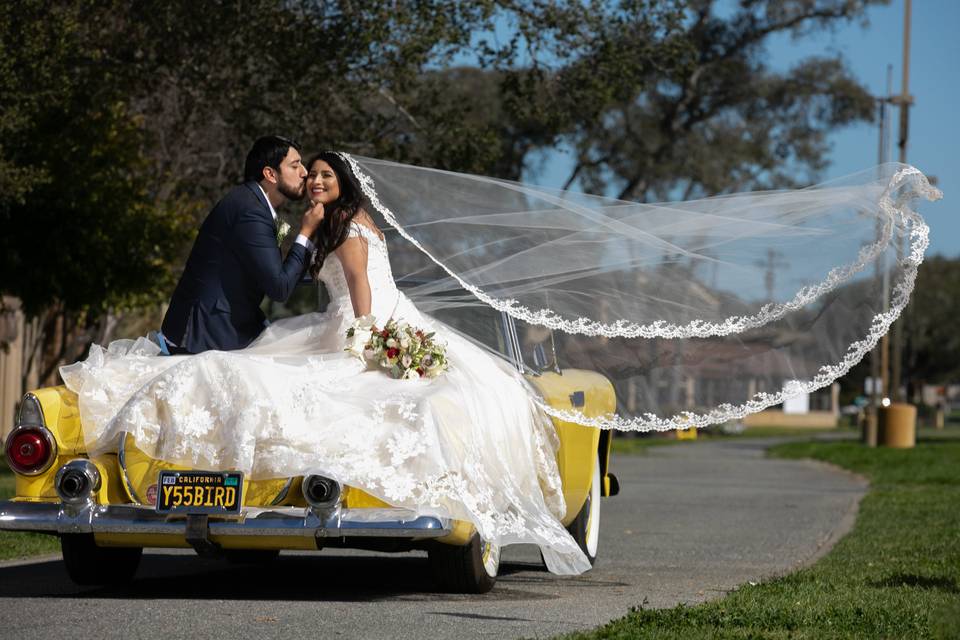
[0,500,451,539]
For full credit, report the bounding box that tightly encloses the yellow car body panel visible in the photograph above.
[119,433,296,508]
[343,487,390,509]
[526,369,616,525]
[14,387,85,501]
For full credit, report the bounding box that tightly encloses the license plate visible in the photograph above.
[155,470,243,514]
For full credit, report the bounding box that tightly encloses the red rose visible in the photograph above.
[381,329,390,338]
[416,368,425,377]
[387,348,400,359]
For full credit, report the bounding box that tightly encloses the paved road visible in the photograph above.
[0,437,867,640]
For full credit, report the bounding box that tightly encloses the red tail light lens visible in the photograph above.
[4,426,56,475]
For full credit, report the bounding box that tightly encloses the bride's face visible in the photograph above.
[306,160,341,205]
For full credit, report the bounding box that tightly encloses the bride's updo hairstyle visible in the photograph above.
[307,151,367,279]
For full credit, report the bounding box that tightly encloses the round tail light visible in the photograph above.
[4,426,57,475]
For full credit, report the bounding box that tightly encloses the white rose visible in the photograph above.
[399,336,410,349]
[402,368,420,380]
[386,338,398,348]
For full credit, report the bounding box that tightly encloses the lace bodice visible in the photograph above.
[317,222,402,322]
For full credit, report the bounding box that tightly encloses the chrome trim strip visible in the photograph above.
[0,501,452,539]
[16,392,46,427]
[117,432,143,504]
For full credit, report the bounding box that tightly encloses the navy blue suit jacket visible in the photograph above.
[161,182,310,353]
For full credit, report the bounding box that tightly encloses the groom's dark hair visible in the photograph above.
[244,135,301,183]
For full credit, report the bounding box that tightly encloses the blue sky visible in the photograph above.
[527,1,959,257]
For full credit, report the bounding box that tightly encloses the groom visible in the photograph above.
[160,136,325,354]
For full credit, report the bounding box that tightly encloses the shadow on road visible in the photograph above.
[0,552,631,602]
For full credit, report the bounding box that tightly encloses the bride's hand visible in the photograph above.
[300,199,325,237]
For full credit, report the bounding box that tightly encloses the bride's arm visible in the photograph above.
[335,238,372,317]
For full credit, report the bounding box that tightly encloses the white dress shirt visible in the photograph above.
[257,183,315,252]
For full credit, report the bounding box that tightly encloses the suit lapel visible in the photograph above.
[244,181,276,228]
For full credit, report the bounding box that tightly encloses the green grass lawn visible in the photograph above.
[565,430,960,639]
[0,464,60,561]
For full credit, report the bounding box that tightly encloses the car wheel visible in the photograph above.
[61,533,142,586]
[566,452,601,566]
[224,549,281,565]
[428,533,499,594]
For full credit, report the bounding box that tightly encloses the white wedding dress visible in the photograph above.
[61,222,591,575]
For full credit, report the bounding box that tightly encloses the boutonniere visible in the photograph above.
[276,220,292,246]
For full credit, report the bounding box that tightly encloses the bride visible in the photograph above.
[62,151,593,575]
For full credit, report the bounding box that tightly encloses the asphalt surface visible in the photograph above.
[0,437,867,640]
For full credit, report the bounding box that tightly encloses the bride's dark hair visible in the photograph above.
[306,151,367,279]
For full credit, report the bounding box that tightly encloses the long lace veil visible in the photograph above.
[339,154,941,431]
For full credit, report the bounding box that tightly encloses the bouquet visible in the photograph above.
[346,315,449,380]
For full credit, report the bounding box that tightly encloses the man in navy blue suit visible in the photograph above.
[161,136,325,354]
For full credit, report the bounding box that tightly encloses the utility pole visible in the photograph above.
[867,65,894,445]
[871,0,919,450]
[890,0,913,403]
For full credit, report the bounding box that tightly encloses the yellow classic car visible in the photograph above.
[1,304,618,594]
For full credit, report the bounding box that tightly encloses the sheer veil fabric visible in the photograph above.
[342,155,941,430]
[59,155,940,576]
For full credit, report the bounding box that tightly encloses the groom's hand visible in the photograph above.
[300,200,325,237]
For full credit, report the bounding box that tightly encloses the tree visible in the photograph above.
[0,2,89,210]
[373,1,691,178]
[0,0,516,385]
[89,0,498,201]
[0,1,195,384]
[905,256,960,388]
[380,1,880,193]
[557,0,885,200]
